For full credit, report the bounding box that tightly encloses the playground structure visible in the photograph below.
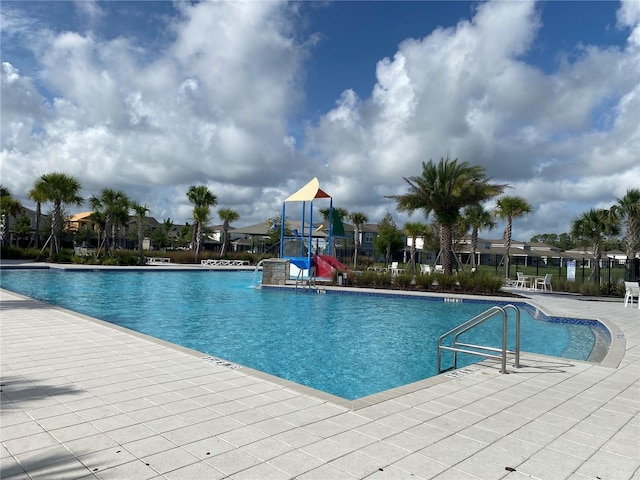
[279,178,348,280]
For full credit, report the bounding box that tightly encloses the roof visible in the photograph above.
[68,212,93,222]
[231,220,327,238]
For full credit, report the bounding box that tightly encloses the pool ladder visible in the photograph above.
[295,266,316,290]
[437,304,521,374]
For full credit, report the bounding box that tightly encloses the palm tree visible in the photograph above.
[572,208,620,282]
[390,157,506,274]
[319,206,349,222]
[35,173,83,258]
[349,211,368,269]
[463,204,496,269]
[187,185,217,260]
[612,188,640,262]
[90,189,130,256]
[0,186,23,246]
[28,182,48,249]
[218,208,240,258]
[130,202,150,265]
[494,196,533,278]
[192,205,211,261]
[404,221,428,273]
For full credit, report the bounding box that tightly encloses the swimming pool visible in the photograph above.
[0,269,601,400]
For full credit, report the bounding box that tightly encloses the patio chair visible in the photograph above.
[515,271,527,289]
[389,262,404,275]
[434,265,444,273]
[534,273,553,292]
[420,264,432,274]
[624,281,640,308]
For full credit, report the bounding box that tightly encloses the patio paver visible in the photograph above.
[1,284,639,479]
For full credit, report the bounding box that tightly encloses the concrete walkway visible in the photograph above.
[1,286,638,479]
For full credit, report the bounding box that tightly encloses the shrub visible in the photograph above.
[0,246,43,260]
[101,256,120,266]
[395,272,414,289]
[415,273,435,290]
[434,273,458,291]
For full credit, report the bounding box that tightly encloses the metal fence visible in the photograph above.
[510,258,639,295]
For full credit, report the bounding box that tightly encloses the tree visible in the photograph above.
[218,208,240,258]
[34,173,83,258]
[349,211,368,269]
[389,157,506,274]
[11,215,32,247]
[462,204,496,269]
[373,213,404,266]
[187,185,217,261]
[494,196,533,278]
[403,221,428,273]
[319,206,349,221]
[130,202,150,265]
[193,206,211,261]
[89,189,130,256]
[612,188,640,262]
[0,186,23,246]
[28,182,49,249]
[572,208,620,282]
[151,218,173,250]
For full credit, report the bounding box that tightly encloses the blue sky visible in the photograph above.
[1,0,639,241]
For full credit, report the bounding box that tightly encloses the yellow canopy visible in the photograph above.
[284,177,331,202]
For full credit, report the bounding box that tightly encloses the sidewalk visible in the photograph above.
[1,288,638,479]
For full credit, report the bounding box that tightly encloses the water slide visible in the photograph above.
[313,254,348,279]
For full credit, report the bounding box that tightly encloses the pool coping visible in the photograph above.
[0,267,625,410]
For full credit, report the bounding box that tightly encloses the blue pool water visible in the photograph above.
[0,269,599,400]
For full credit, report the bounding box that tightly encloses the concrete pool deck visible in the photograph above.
[1,268,639,479]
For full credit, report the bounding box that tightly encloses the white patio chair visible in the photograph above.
[420,264,431,274]
[434,265,444,273]
[535,274,553,292]
[624,281,640,308]
[515,271,526,289]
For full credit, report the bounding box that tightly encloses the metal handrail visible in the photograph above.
[295,266,316,290]
[437,304,521,374]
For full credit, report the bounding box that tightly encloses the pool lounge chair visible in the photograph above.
[624,281,640,308]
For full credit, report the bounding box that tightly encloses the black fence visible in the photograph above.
[508,258,639,295]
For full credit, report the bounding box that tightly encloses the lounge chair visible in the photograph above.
[624,281,640,308]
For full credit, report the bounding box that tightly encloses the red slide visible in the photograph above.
[313,254,348,279]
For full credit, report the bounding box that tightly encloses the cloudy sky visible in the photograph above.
[2,0,639,241]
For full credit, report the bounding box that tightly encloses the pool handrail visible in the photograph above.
[437,304,521,374]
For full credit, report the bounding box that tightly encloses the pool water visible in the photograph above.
[0,269,598,400]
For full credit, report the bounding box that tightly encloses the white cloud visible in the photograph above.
[1,1,310,222]
[1,0,638,242]
[306,0,640,239]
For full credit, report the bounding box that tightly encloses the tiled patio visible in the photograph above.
[1,283,638,479]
